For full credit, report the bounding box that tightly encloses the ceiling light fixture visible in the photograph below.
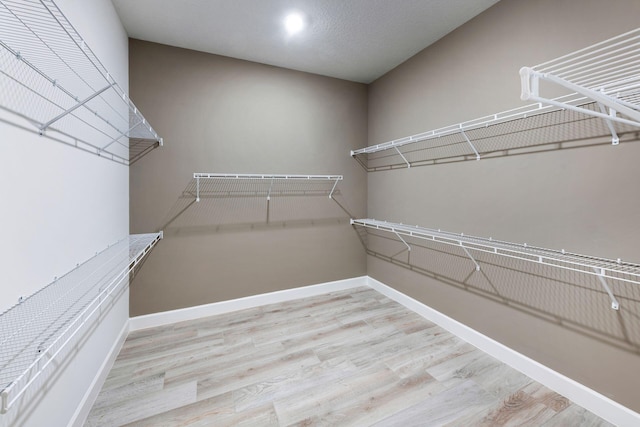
[284,12,305,35]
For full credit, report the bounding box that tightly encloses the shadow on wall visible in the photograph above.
[156,177,356,236]
[357,228,640,355]
[355,103,640,171]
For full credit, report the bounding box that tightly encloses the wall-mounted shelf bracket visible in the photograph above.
[594,267,620,310]
[394,146,411,168]
[459,127,481,160]
[597,101,620,145]
[520,28,640,133]
[461,244,481,271]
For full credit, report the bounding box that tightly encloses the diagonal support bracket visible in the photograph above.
[329,177,340,199]
[393,231,411,253]
[394,146,411,168]
[460,127,481,160]
[39,83,115,132]
[594,267,620,310]
[461,244,480,271]
[597,101,620,145]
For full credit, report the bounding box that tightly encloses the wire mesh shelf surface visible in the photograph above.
[352,219,640,288]
[0,232,162,414]
[193,173,344,201]
[0,0,162,165]
[520,27,640,129]
[351,95,638,171]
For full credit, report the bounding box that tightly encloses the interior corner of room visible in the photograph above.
[1,0,640,426]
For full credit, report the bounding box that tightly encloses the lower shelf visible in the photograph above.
[0,232,162,414]
[351,218,640,310]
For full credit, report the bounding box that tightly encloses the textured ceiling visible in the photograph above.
[112,0,499,83]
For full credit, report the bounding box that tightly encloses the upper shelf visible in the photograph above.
[0,232,162,414]
[0,0,162,165]
[352,218,640,310]
[192,173,343,202]
[353,28,640,172]
[520,27,640,133]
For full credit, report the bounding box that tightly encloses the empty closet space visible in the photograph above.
[2,0,640,426]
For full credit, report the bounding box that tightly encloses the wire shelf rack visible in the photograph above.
[0,232,162,414]
[520,27,640,132]
[351,94,639,171]
[192,173,344,202]
[352,218,640,310]
[0,0,162,165]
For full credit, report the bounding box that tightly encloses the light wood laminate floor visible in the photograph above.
[86,287,612,426]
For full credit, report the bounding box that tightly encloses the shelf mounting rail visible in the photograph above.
[520,27,640,143]
[0,0,163,164]
[351,219,640,310]
[193,173,343,202]
[0,232,162,414]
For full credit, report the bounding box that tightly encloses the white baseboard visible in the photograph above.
[69,319,130,427]
[129,276,368,332]
[366,276,640,427]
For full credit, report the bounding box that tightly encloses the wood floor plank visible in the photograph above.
[87,288,613,426]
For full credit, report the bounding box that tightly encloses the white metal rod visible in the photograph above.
[597,102,620,145]
[525,93,640,128]
[39,83,115,131]
[394,146,411,168]
[539,72,640,123]
[393,231,411,253]
[461,245,481,271]
[329,178,339,199]
[594,268,621,310]
[267,177,274,201]
[196,176,200,202]
[460,128,481,160]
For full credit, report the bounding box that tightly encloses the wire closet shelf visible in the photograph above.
[520,27,640,135]
[192,173,344,202]
[352,28,640,171]
[0,232,162,414]
[0,0,162,165]
[351,219,640,311]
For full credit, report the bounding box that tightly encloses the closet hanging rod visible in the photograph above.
[520,27,640,130]
[352,218,640,310]
[0,232,162,414]
[351,93,590,157]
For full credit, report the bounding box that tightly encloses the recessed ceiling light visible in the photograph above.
[284,13,305,35]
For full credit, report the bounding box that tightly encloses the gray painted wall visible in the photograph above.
[367,0,640,412]
[129,40,368,316]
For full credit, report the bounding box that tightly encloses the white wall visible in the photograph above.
[0,0,130,425]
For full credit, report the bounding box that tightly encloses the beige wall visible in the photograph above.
[367,0,640,412]
[129,40,367,316]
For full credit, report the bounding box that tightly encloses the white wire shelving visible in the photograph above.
[351,93,639,171]
[352,219,640,311]
[520,27,640,140]
[0,232,162,414]
[193,173,343,202]
[0,0,163,165]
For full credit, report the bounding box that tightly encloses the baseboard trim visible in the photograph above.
[68,319,129,427]
[129,276,368,332]
[366,276,640,427]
